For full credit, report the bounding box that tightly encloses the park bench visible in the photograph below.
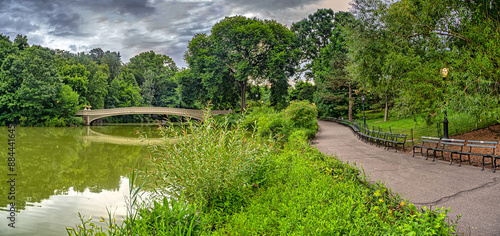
[384,132,407,152]
[352,122,363,139]
[432,138,466,162]
[412,137,440,158]
[449,140,498,171]
[357,125,371,142]
[372,130,389,148]
[365,128,382,145]
[495,156,500,173]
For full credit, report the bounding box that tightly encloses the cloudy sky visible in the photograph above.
[0,0,351,67]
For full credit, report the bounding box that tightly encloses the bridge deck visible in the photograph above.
[75,107,233,125]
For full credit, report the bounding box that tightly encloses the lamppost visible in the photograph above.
[441,68,449,139]
[361,94,366,127]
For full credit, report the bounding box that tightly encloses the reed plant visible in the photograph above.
[145,110,276,213]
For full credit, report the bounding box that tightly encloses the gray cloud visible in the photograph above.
[0,0,349,67]
[227,0,322,12]
[48,12,83,36]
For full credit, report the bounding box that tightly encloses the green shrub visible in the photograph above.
[213,113,242,128]
[131,197,201,235]
[145,110,276,215]
[45,117,67,127]
[284,100,318,128]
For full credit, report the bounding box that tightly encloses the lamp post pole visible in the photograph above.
[441,68,449,139]
[362,95,366,127]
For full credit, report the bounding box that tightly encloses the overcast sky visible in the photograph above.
[0,0,351,67]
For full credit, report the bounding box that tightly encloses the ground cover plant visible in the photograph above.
[67,103,458,235]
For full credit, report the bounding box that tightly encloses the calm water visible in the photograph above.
[0,124,164,236]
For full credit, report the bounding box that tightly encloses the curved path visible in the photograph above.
[313,120,500,236]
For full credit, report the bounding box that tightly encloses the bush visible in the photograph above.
[241,100,318,141]
[131,197,202,235]
[145,110,276,215]
[45,117,67,127]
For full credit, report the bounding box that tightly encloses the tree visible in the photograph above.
[0,34,16,67]
[184,33,239,109]
[292,9,336,79]
[175,68,205,109]
[59,63,90,104]
[13,34,28,51]
[141,69,155,106]
[290,81,316,103]
[186,16,300,111]
[294,10,355,119]
[128,51,177,86]
[0,46,79,125]
[347,0,500,124]
[105,70,142,108]
[87,66,109,109]
[127,51,179,107]
[89,48,122,81]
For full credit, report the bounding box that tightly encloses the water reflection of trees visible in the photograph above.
[0,126,148,211]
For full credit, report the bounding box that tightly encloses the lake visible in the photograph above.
[0,124,164,236]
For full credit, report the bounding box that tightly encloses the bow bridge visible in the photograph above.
[75,107,233,125]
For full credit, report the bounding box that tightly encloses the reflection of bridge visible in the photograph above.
[75,107,233,125]
[81,127,167,146]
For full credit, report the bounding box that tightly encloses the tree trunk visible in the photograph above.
[240,80,247,113]
[348,84,353,121]
[384,96,389,122]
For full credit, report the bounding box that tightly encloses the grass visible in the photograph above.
[354,109,499,143]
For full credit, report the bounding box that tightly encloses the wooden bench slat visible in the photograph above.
[467,144,497,148]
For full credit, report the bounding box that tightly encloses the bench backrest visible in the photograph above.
[420,136,440,147]
[466,140,498,155]
[386,133,407,142]
[440,138,466,151]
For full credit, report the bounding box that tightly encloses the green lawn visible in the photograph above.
[352,109,499,144]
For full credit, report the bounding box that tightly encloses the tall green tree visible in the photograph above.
[105,70,142,108]
[294,10,355,119]
[13,34,29,51]
[186,16,300,111]
[0,34,16,67]
[184,33,239,109]
[127,51,178,107]
[292,9,336,79]
[59,63,90,104]
[175,68,205,109]
[290,81,316,103]
[0,46,79,125]
[89,48,122,81]
[87,66,109,109]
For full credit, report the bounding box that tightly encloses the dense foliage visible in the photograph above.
[347,0,500,124]
[184,16,301,111]
[0,35,181,126]
[293,10,357,119]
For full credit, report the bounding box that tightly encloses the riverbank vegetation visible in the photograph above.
[67,103,458,235]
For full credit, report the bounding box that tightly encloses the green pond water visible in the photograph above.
[0,124,164,236]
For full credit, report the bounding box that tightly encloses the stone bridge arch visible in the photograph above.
[75,107,233,125]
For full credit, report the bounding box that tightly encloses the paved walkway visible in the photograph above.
[313,120,500,236]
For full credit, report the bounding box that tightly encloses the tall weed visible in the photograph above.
[145,110,276,213]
